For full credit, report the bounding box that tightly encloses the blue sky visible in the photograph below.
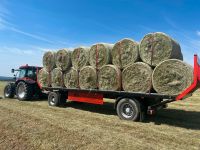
[0,0,200,76]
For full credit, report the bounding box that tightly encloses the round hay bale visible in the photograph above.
[43,51,56,72]
[89,43,113,68]
[37,68,49,87]
[64,67,78,88]
[152,59,193,95]
[71,47,89,70]
[122,62,153,92]
[51,68,64,88]
[98,65,121,91]
[79,66,97,89]
[55,49,72,71]
[112,38,139,69]
[139,32,183,66]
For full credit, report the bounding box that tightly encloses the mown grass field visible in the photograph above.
[0,81,200,150]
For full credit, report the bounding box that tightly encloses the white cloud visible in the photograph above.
[196,31,200,37]
[9,27,55,44]
[0,46,35,55]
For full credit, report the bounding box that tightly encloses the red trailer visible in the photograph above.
[41,55,200,121]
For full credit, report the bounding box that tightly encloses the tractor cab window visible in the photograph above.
[18,69,26,78]
[27,68,37,80]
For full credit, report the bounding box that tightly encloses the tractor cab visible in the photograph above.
[12,64,42,81]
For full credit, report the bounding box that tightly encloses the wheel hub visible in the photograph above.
[50,96,56,105]
[121,103,135,119]
[125,107,131,113]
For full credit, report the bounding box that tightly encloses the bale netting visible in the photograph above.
[98,65,121,91]
[111,38,139,69]
[51,68,64,88]
[79,66,97,89]
[64,67,79,88]
[71,47,89,70]
[37,68,49,87]
[122,62,153,93]
[55,49,72,71]
[89,43,113,68]
[43,51,56,72]
[139,32,183,66]
[152,59,193,95]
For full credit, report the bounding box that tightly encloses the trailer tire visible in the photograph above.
[4,83,15,98]
[116,98,141,121]
[48,92,60,106]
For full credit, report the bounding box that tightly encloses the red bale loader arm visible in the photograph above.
[176,54,200,100]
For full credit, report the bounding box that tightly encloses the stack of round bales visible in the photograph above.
[138,32,192,95]
[66,47,90,88]
[51,49,72,88]
[39,32,193,95]
[78,43,114,90]
[38,51,56,87]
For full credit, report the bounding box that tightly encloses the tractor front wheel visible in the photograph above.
[4,83,15,98]
[16,82,33,101]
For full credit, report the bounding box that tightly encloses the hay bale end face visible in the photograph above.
[139,32,183,66]
[64,67,79,88]
[89,43,113,68]
[98,65,121,91]
[122,62,152,93]
[43,51,56,72]
[56,49,72,71]
[37,68,49,87]
[72,47,89,70]
[152,59,193,95]
[51,68,64,88]
[79,66,97,89]
[112,38,139,69]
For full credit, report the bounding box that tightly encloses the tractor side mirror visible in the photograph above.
[11,69,15,73]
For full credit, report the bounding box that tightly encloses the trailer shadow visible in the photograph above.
[146,108,200,130]
[64,102,200,130]
[65,101,117,116]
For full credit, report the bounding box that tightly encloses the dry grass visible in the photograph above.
[0,81,200,150]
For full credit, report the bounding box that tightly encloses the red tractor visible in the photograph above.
[4,64,44,100]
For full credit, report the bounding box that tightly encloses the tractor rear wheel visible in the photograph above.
[4,83,15,98]
[16,82,33,101]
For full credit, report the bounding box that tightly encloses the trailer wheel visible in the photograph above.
[116,98,141,121]
[48,92,60,106]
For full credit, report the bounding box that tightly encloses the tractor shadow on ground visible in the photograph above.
[64,101,117,116]
[145,108,200,130]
